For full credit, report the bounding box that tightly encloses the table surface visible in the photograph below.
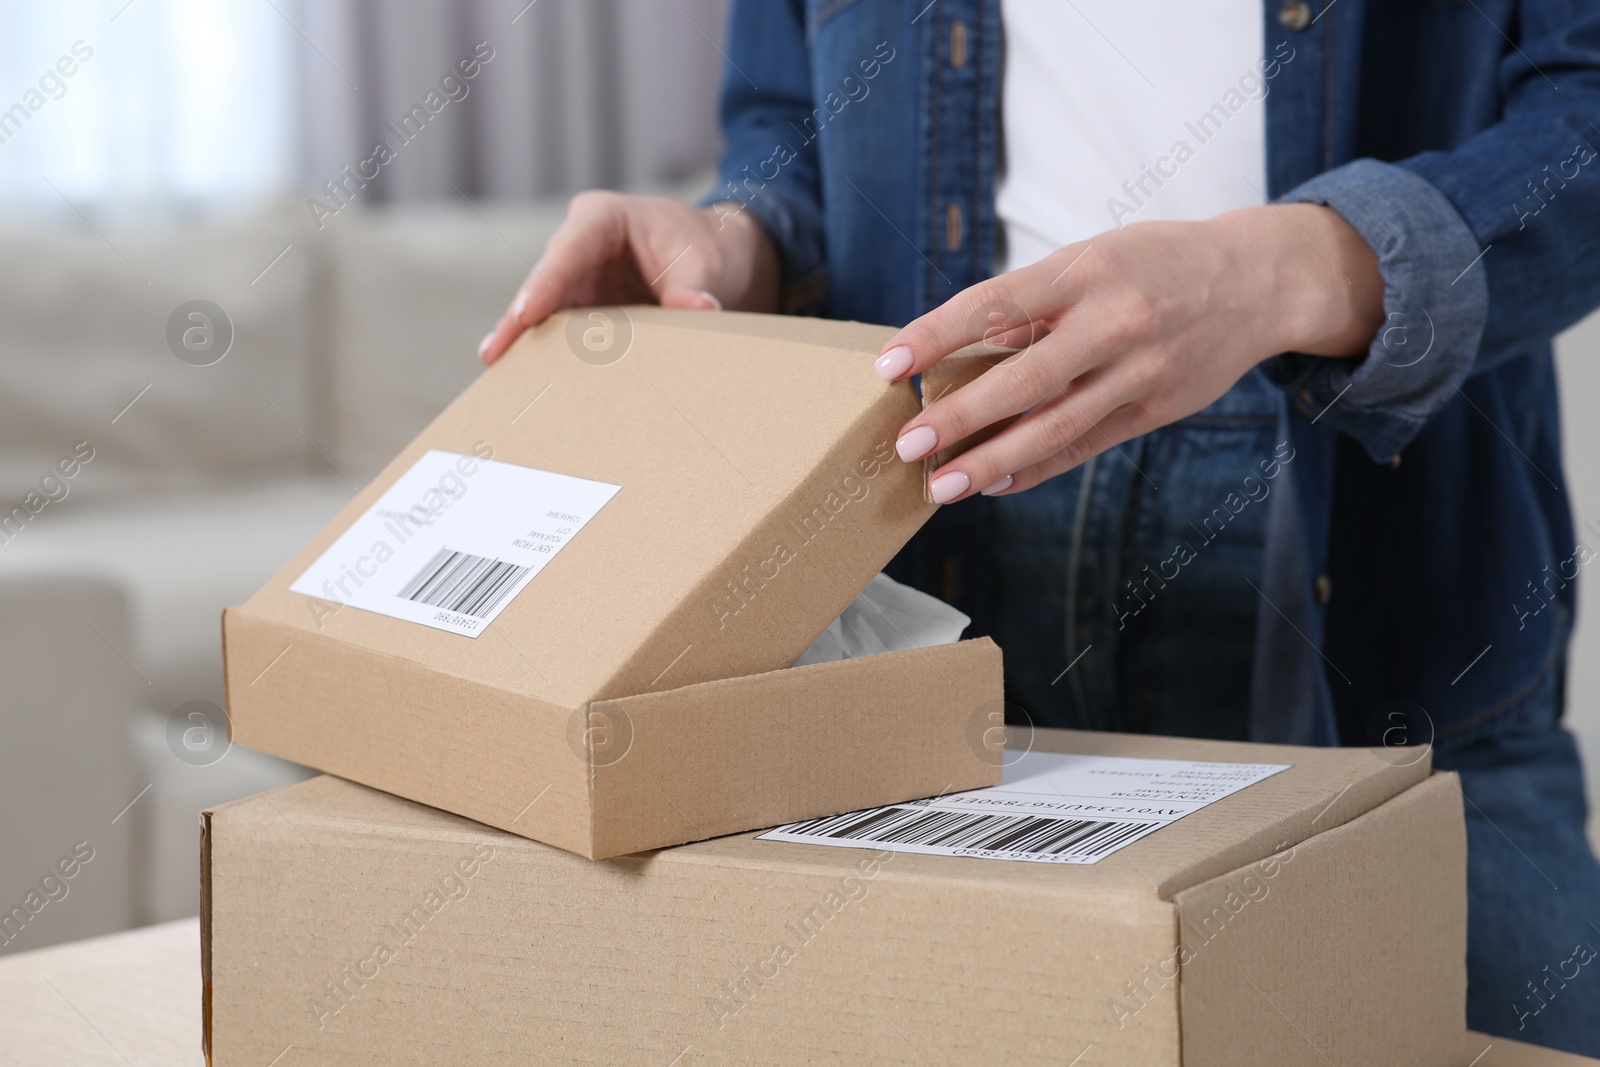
[0,918,1591,1066]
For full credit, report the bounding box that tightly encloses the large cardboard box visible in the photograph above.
[222,309,1003,858]
[202,728,1468,1066]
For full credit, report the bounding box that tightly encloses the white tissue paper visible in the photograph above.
[793,571,971,667]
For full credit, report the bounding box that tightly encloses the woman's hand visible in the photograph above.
[479,193,780,364]
[878,204,1385,501]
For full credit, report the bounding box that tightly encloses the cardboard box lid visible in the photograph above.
[232,308,935,709]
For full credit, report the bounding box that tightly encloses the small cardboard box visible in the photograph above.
[222,308,1003,859]
[201,728,1467,1066]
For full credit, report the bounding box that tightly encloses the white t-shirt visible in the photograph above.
[995,1,1269,273]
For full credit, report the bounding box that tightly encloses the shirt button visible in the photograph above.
[1389,454,1403,469]
[1279,0,1313,31]
[950,20,969,69]
[1314,574,1333,605]
[946,203,964,251]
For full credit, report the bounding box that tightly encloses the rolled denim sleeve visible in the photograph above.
[1263,0,1600,463]
[699,0,829,309]
[1260,160,1489,463]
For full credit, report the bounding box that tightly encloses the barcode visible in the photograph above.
[781,805,1161,859]
[396,548,531,619]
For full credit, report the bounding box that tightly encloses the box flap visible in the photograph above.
[231,308,930,708]
[1175,772,1467,1067]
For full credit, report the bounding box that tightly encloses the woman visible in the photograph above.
[480,0,1600,1053]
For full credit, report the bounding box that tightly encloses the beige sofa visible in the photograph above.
[0,194,574,945]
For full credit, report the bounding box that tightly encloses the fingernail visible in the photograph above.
[896,425,939,463]
[981,475,1014,496]
[875,344,914,381]
[478,332,495,358]
[698,290,722,311]
[929,471,971,504]
[512,291,529,319]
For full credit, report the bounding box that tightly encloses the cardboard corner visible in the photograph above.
[198,807,214,1065]
[219,606,237,741]
[223,610,595,855]
[1175,772,1467,1067]
[918,347,1021,471]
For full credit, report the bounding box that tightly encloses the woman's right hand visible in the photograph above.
[478,192,781,364]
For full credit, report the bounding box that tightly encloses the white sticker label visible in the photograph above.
[290,450,620,637]
[760,752,1290,864]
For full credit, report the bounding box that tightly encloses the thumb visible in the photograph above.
[658,285,722,311]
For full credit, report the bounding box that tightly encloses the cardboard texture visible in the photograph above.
[221,308,1003,858]
[202,728,1468,1066]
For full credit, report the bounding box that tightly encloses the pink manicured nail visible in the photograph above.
[981,475,1014,495]
[896,425,938,463]
[478,332,494,358]
[875,344,914,381]
[929,471,971,504]
[512,291,529,319]
[698,290,722,310]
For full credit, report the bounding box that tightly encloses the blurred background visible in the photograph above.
[0,0,729,954]
[3,0,1599,956]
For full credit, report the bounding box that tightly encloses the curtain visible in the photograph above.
[0,0,730,216]
[296,0,731,202]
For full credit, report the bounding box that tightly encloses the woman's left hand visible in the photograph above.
[876,204,1386,501]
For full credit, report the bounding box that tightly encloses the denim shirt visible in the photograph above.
[707,0,1600,745]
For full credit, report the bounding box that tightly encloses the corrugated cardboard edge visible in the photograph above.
[203,606,224,1064]
[199,808,212,1066]
[1175,771,1467,1067]
[625,307,896,351]
[918,347,1019,489]
[201,789,309,1065]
